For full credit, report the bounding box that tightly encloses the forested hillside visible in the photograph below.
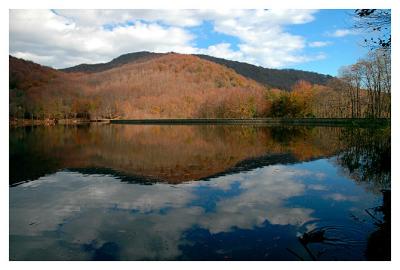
[10,56,63,90]
[61,51,333,91]
[9,50,390,122]
[10,54,271,119]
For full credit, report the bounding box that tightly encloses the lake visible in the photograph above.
[9,123,391,260]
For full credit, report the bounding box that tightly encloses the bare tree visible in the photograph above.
[337,49,390,119]
[359,49,391,118]
[338,65,362,118]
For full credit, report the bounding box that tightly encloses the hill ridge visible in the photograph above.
[195,54,333,90]
[60,51,163,74]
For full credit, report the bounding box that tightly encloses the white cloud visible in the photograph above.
[10,9,323,69]
[11,52,56,65]
[55,9,206,28]
[308,41,332,47]
[10,165,319,259]
[325,193,359,202]
[307,184,328,191]
[196,166,316,233]
[205,9,320,67]
[329,29,357,37]
[198,43,243,61]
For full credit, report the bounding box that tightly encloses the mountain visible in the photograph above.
[10,53,271,120]
[61,51,333,90]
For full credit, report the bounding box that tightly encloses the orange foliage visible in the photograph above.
[10,54,272,119]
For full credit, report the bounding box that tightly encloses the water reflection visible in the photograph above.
[10,124,343,186]
[9,124,390,260]
[337,127,391,191]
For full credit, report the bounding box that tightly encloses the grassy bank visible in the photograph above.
[9,118,92,127]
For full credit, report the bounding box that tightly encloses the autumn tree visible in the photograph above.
[270,80,316,118]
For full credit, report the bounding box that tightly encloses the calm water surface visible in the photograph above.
[9,124,390,260]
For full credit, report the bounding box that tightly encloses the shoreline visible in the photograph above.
[10,117,390,128]
[110,118,390,127]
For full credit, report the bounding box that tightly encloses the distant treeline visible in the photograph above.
[196,54,333,91]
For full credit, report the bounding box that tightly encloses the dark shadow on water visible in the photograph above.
[83,241,120,261]
[64,152,299,185]
[365,190,391,260]
[270,125,313,145]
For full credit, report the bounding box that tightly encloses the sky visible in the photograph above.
[9,9,374,76]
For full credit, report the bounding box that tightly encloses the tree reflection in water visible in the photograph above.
[337,127,390,191]
[9,124,344,186]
